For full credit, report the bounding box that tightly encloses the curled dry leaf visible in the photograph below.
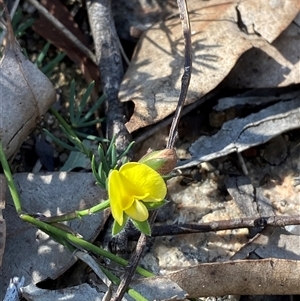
[224,14,300,88]
[119,0,300,132]
[178,93,300,168]
[1,172,109,300]
[168,258,300,297]
[0,18,56,159]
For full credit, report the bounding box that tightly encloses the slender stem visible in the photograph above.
[41,200,111,223]
[166,0,192,149]
[21,214,153,277]
[0,141,22,214]
[114,1,191,299]
[50,107,75,136]
[128,215,300,238]
[101,266,149,301]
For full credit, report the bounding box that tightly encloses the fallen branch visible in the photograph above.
[86,0,131,155]
[129,215,300,238]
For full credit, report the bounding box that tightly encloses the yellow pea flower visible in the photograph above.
[108,162,167,226]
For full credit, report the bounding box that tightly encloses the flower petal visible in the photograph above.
[125,200,149,222]
[108,170,136,225]
[119,162,167,202]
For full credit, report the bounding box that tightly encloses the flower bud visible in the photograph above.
[139,148,177,174]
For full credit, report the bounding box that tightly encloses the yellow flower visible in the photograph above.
[108,162,167,226]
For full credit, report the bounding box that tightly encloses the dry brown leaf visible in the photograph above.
[179,93,300,168]
[119,0,300,132]
[168,258,300,297]
[224,14,300,88]
[22,275,188,301]
[1,172,109,300]
[0,18,56,159]
[0,175,6,268]
[21,283,105,301]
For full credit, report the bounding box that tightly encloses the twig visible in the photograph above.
[111,212,157,301]
[27,0,97,65]
[112,1,192,300]
[128,215,300,239]
[86,0,132,156]
[74,251,113,301]
[166,0,192,149]
[134,89,218,145]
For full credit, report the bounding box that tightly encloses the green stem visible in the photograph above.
[50,107,75,137]
[21,214,154,278]
[43,200,111,223]
[101,265,149,301]
[0,141,22,214]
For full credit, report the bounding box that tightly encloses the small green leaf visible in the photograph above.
[43,129,77,152]
[132,219,151,236]
[91,156,102,183]
[75,81,95,124]
[110,144,117,169]
[143,199,167,210]
[69,80,76,125]
[117,141,135,161]
[41,52,65,76]
[35,42,51,68]
[80,94,106,123]
[112,215,128,236]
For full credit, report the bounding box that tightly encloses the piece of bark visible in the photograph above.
[254,227,300,260]
[225,176,258,217]
[255,188,275,216]
[231,227,276,260]
[231,225,300,261]
[178,95,300,169]
[86,0,131,155]
[213,86,300,112]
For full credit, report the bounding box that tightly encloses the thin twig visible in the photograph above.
[74,251,113,301]
[27,0,97,65]
[111,212,157,301]
[128,215,300,239]
[113,2,192,299]
[166,0,192,149]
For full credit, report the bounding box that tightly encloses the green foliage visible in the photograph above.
[44,80,109,166]
[69,80,106,129]
[7,8,35,38]
[91,137,135,189]
[35,42,65,77]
